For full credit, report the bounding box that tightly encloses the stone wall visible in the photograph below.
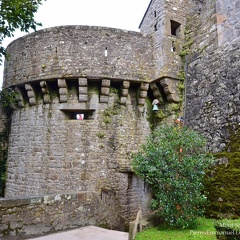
[216,0,240,46]
[0,191,127,239]
[3,26,154,87]
[183,0,218,59]
[185,37,240,217]
[185,37,240,152]
[2,0,239,234]
[4,77,152,226]
[139,0,189,79]
[0,106,8,196]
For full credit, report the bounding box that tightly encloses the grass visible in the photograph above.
[135,217,217,240]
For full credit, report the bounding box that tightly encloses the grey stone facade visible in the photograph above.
[0,192,97,239]
[139,0,188,79]
[216,0,240,46]
[185,37,240,153]
[0,0,240,238]
[3,26,154,87]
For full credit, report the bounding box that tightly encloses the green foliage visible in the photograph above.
[0,0,44,63]
[0,88,18,196]
[0,88,20,115]
[102,106,119,124]
[135,217,216,240]
[214,218,240,231]
[0,148,7,197]
[214,219,240,240]
[96,131,105,139]
[110,87,119,94]
[0,124,9,197]
[132,125,215,228]
[179,23,194,60]
[177,70,185,81]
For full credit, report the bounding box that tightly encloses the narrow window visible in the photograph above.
[170,20,181,36]
[154,10,157,18]
[61,110,94,120]
[105,47,108,57]
[171,41,176,52]
[154,23,158,31]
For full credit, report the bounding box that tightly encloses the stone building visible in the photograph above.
[0,0,239,238]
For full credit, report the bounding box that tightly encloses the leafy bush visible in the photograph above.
[132,125,215,228]
[0,88,20,115]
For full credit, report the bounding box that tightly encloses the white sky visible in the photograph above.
[0,0,150,89]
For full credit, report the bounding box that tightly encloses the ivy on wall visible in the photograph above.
[0,128,8,197]
[0,88,19,196]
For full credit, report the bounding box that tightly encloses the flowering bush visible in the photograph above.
[132,125,215,228]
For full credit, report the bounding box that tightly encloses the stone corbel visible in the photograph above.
[78,78,88,102]
[120,81,130,104]
[160,78,179,103]
[138,82,149,105]
[150,83,164,104]
[58,79,68,103]
[40,81,50,103]
[100,79,111,103]
[25,84,36,106]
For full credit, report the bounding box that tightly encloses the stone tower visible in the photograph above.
[1,0,239,234]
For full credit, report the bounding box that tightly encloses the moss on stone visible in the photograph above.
[204,127,240,218]
[102,104,120,125]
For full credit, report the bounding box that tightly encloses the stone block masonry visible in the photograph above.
[3,26,154,87]
[185,37,240,217]
[3,76,153,234]
[216,0,240,46]
[0,191,125,239]
[1,0,239,237]
[185,37,240,153]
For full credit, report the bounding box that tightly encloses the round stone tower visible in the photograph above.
[3,25,156,228]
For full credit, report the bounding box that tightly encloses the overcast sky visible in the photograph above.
[0,0,150,88]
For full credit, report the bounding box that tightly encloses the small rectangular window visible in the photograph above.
[105,47,108,57]
[61,109,95,120]
[171,41,176,52]
[170,20,181,36]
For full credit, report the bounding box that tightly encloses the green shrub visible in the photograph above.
[132,125,215,228]
[213,219,240,240]
[0,88,20,115]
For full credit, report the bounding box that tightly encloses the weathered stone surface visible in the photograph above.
[3,26,154,87]
[0,192,101,239]
[185,37,240,153]
[0,0,239,237]
[3,80,151,234]
[160,78,180,103]
[78,78,88,86]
